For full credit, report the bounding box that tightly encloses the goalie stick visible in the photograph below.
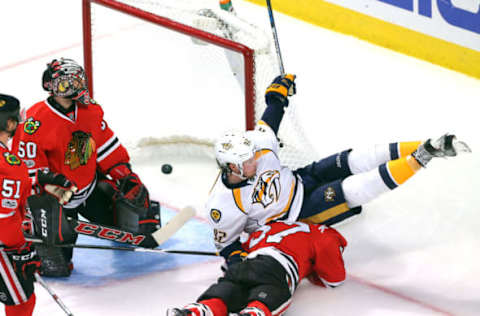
[27,237,218,256]
[35,272,74,316]
[66,206,195,247]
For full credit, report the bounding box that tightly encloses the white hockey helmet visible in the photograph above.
[215,130,255,177]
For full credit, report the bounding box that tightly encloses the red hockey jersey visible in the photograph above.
[0,143,31,248]
[243,221,347,290]
[11,99,129,208]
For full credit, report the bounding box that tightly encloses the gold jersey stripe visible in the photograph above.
[233,188,247,214]
[300,202,350,224]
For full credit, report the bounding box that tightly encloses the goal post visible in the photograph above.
[82,0,255,130]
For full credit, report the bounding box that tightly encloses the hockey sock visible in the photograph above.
[342,156,422,207]
[197,298,227,316]
[5,293,35,316]
[348,141,422,174]
[240,300,272,316]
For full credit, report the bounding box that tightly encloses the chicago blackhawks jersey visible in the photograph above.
[0,143,31,248]
[11,98,130,208]
[206,123,304,254]
[243,221,347,290]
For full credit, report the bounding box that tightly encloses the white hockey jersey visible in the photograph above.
[206,123,304,253]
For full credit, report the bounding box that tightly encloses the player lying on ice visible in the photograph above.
[167,220,347,316]
[11,58,160,277]
[206,73,471,269]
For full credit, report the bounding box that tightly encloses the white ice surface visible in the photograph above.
[1,1,479,315]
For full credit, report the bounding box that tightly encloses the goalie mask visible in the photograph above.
[215,131,256,179]
[42,58,91,105]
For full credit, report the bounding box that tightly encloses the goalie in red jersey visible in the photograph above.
[167,220,347,316]
[11,58,160,277]
[0,94,41,316]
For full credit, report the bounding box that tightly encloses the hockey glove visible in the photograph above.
[6,242,41,280]
[36,169,78,205]
[265,74,296,107]
[108,163,151,209]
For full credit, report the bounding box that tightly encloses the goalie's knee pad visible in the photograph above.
[36,244,73,277]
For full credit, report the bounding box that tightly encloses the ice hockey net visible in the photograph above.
[82,0,318,170]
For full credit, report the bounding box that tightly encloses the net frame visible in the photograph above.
[82,0,256,130]
[81,0,319,170]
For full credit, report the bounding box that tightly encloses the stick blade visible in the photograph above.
[151,206,196,245]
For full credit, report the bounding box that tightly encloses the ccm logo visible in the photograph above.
[378,0,480,34]
[74,222,145,245]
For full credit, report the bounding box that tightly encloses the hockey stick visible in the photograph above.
[34,272,74,316]
[27,237,218,256]
[266,0,285,75]
[64,206,195,248]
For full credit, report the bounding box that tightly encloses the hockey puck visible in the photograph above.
[161,164,173,174]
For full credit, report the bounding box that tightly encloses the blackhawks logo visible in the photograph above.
[64,131,96,170]
[4,152,21,166]
[24,117,41,135]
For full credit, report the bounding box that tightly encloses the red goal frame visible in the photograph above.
[82,0,256,130]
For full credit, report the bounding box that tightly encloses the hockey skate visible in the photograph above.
[412,134,471,167]
[166,308,192,316]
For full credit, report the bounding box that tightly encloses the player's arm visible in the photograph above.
[208,203,248,266]
[94,107,150,208]
[260,74,296,135]
[308,226,348,288]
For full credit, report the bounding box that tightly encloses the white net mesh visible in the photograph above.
[87,0,318,170]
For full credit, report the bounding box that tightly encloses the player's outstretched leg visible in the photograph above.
[412,133,471,167]
[341,133,470,208]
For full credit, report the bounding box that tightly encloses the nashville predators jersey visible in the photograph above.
[206,123,304,253]
[11,98,130,208]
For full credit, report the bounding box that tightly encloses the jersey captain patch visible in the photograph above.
[23,117,41,135]
[65,130,96,170]
[210,209,222,223]
[252,170,281,208]
[3,152,21,166]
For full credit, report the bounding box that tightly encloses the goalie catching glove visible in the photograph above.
[36,169,78,205]
[265,73,296,107]
[107,163,150,209]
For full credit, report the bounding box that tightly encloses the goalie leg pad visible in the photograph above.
[27,193,76,245]
[35,244,73,277]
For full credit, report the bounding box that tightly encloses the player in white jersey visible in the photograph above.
[206,73,471,266]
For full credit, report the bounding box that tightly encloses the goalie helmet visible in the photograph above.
[42,58,91,105]
[0,94,21,133]
[215,131,255,177]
